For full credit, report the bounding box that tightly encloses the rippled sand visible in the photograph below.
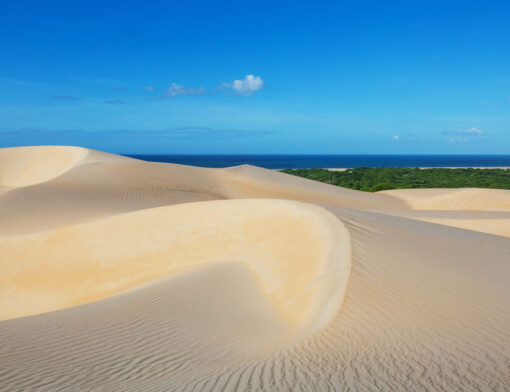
[1,146,509,391]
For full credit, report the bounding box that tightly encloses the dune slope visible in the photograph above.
[0,146,509,391]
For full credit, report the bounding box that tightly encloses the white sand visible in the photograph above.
[0,146,509,391]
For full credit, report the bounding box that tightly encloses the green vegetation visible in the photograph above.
[280,167,510,192]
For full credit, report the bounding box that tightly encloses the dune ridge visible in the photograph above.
[0,198,352,338]
[0,145,131,188]
[381,187,510,211]
[0,146,509,391]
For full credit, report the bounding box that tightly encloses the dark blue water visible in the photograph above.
[125,155,510,169]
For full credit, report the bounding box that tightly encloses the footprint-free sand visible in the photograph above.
[0,146,509,391]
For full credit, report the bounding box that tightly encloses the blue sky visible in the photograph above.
[1,0,510,154]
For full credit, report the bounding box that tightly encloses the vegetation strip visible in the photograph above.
[280,167,510,192]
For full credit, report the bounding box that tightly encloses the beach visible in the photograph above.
[0,146,509,391]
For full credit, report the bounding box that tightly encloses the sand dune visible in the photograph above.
[0,145,129,187]
[0,198,351,336]
[0,146,509,391]
[381,187,510,211]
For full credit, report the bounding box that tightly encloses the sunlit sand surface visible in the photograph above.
[1,146,509,391]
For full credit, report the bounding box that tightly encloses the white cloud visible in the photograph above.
[142,86,155,91]
[165,82,205,97]
[222,74,264,96]
[393,135,400,141]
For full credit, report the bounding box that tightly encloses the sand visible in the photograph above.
[0,146,509,391]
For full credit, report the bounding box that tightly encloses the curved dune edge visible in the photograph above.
[371,209,510,238]
[0,146,90,187]
[0,145,131,188]
[219,164,410,210]
[380,187,510,211]
[418,217,510,238]
[0,198,351,337]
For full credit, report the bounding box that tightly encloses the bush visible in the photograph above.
[280,168,510,192]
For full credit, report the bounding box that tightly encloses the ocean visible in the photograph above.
[125,154,510,169]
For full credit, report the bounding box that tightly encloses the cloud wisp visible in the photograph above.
[221,74,264,96]
[0,127,274,149]
[442,127,483,135]
[443,127,484,143]
[165,83,205,97]
[145,83,206,100]
[143,75,264,99]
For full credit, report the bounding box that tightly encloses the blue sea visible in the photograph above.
[125,155,510,169]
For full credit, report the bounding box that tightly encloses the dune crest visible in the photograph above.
[381,187,510,211]
[0,145,89,187]
[0,198,351,338]
[0,145,130,188]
